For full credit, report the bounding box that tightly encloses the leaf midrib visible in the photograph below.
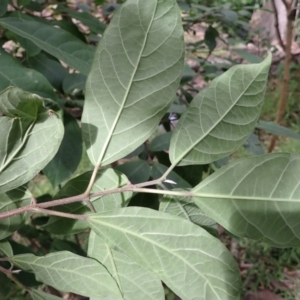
[93,2,158,167]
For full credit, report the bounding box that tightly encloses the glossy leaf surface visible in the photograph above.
[193,153,300,247]
[169,54,271,166]
[82,0,184,166]
[88,207,241,300]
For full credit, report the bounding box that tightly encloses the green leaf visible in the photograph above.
[26,52,68,91]
[43,113,82,187]
[82,0,184,166]
[0,17,94,75]
[0,187,31,240]
[149,132,172,152]
[10,251,122,298]
[13,33,41,57]
[256,120,300,140]
[244,133,264,155]
[160,194,217,230]
[17,0,31,7]
[233,49,262,63]
[62,73,86,94]
[115,160,150,184]
[44,169,131,234]
[204,26,219,52]
[0,0,8,17]
[0,240,13,257]
[151,163,191,189]
[169,54,271,166]
[88,231,164,300]
[88,207,242,300]
[193,153,300,247]
[29,289,63,300]
[63,9,106,34]
[0,49,55,99]
[0,87,64,193]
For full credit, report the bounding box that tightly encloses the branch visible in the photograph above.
[271,0,286,51]
[0,177,185,220]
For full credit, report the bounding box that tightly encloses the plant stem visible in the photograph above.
[0,266,29,291]
[268,0,294,152]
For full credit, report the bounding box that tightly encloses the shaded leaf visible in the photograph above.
[0,187,31,240]
[0,48,55,99]
[62,73,86,94]
[88,207,242,300]
[160,194,218,236]
[0,0,8,17]
[43,113,82,187]
[0,240,13,257]
[0,17,94,75]
[244,133,264,155]
[233,49,262,63]
[44,169,131,234]
[256,120,300,140]
[0,87,64,193]
[10,251,122,298]
[88,231,164,300]
[115,160,150,184]
[26,52,68,91]
[169,54,271,166]
[151,163,191,189]
[82,0,184,166]
[149,132,172,152]
[204,26,219,52]
[193,153,300,247]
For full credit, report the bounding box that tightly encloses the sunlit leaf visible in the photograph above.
[82,0,184,166]
[88,207,241,300]
[0,240,13,257]
[10,251,122,298]
[169,54,271,166]
[193,153,300,247]
[88,231,164,300]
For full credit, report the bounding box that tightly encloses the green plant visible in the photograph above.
[1,0,300,299]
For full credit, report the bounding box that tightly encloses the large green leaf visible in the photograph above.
[62,73,86,94]
[43,113,82,187]
[0,87,64,193]
[88,231,164,300]
[0,17,94,75]
[0,187,31,240]
[44,169,131,234]
[169,54,271,166]
[82,0,184,166]
[10,251,122,298]
[0,49,55,99]
[87,207,242,300]
[193,153,300,247]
